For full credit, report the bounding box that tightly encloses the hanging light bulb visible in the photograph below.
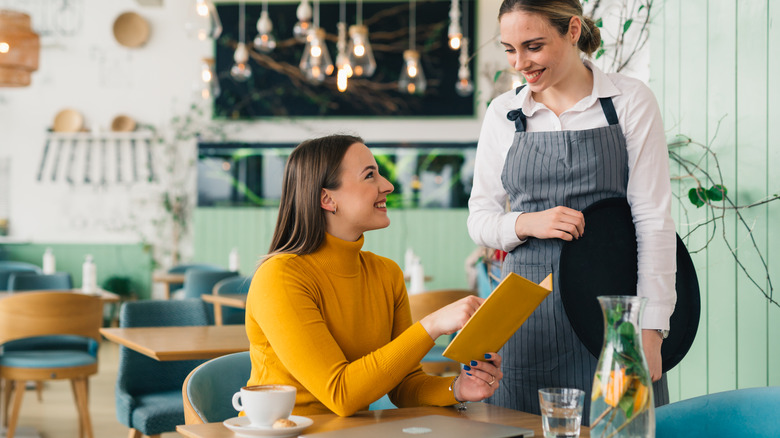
[200,57,220,99]
[253,3,276,53]
[399,0,426,95]
[230,1,252,82]
[188,0,223,40]
[455,38,473,96]
[300,28,333,83]
[293,0,313,42]
[336,22,351,92]
[454,0,472,96]
[399,50,426,95]
[447,0,462,50]
[347,25,377,77]
[346,0,376,77]
[231,43,252,81]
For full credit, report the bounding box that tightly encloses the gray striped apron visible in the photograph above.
[487,86,668,422]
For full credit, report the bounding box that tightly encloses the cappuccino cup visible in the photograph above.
[232,385,296,427]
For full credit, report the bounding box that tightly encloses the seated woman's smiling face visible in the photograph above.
[324,142,394,241]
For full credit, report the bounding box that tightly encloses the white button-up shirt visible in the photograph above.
[467,60,676,330]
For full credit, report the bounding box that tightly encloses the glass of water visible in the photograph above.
[538,388,585,438]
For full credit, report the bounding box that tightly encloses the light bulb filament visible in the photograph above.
[408,65,418,78]
[311,45,322,57]
[0,42,9,53]
[354,44,365,57]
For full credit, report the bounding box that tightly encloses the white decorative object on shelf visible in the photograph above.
[82,254,97,293]
[43,247,56,274]
[229,247,240,272]
[408,256,425,295]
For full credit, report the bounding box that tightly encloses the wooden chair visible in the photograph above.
[408,289,476,375]
[0,291,103,438]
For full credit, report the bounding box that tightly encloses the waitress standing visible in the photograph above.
[467,0,676,421]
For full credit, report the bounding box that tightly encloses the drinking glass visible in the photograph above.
[538,387,585,438]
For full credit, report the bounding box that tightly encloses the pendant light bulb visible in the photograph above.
[337,66,349,92]
[347,24,376,77]
[398,49,426,95]
[230,42,252,81]
[300,27,333,83]
[190,0,223,40]
[447,0,461,50]
[254,10,276,53]
[336,22,353,79]
[293,0,313,42]
[200,57,220,99]
[455,37,473,96]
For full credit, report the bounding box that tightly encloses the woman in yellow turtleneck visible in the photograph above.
[245,134,503,417]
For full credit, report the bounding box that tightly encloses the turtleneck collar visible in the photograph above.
[309,232,365,277]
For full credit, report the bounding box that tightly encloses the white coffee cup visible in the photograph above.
[232,384,296,427]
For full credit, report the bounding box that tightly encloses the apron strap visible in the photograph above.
[507,87,619,132]
[599,97,619,125]
[507,85,528,132]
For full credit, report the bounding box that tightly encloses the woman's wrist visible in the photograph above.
[449,375,464,403]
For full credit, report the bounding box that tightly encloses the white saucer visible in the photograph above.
[223,415,313,437]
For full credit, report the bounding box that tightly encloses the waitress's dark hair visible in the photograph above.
[498,0,601,56]
[265,134,362,260]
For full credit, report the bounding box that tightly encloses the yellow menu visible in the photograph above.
[442,272,552,364]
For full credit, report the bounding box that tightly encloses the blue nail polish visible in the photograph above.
[484,353,492,359]
[463,365,471,371]
[466,372,472,376]
[470,360,478,366]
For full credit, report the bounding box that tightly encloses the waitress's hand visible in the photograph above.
[514,206,585,241]
[420,295,484,340]
[642,329,663,382]
[453,353,503,401]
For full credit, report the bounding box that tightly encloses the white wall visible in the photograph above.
[0,0,638,260]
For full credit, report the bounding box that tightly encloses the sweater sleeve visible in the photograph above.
[385,267,460,408]
[248,256,455,417]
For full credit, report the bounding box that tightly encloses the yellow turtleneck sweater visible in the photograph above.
[245,232,457,417]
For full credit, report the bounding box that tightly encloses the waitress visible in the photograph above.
[467,0,676,421]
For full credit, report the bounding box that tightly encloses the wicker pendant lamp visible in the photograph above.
[0,10,40,87]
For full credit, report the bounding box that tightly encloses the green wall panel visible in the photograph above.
[1,243,154,299]
[651,0,780,401]
[193,208,476,291]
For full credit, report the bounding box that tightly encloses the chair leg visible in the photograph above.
[3,379,14,427]
[36,381,44,402]
[7,379,26,438]
[71,378,94,438]
[127,428,142,438]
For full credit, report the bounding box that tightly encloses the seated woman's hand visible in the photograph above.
[419,295,485,340]
[454,352,503,402]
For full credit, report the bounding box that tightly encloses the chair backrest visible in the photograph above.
[183,270,239,324]
[212,276,252,325]
[168,263,224,294]
[117,299,210,397]
[182,351,251,424]
[0,261,43,290]
[656,386,780,438]
[8,272,73,291]
[0,291,103,345]
[408,289,477,323]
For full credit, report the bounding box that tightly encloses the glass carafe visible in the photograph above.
[589,296,655,438]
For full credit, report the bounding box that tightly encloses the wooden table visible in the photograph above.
[99,325,248,361]
[201,294,247,326]
[0,288,121,303]
[152,272,186,300]
[176,402,591,437]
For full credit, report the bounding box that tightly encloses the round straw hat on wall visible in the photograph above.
[112,12,150,48]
